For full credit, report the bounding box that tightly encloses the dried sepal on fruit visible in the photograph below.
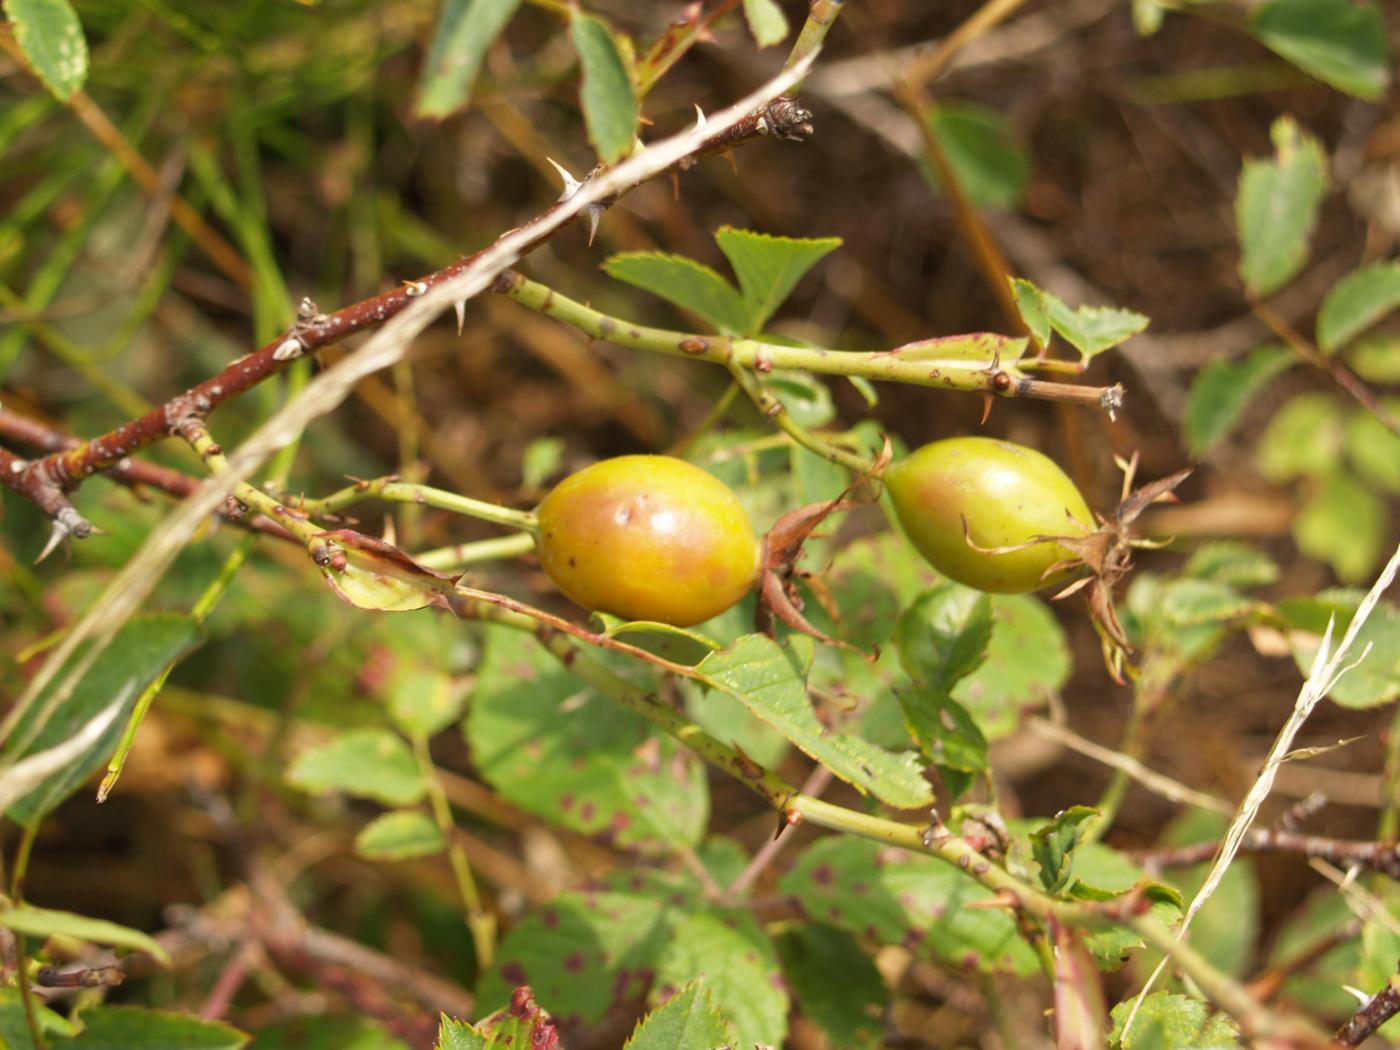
[967,453,1194,682]
[756,440,892,656]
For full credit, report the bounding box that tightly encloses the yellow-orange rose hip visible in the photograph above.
[535,455,760,626]
[886,437,1094,593]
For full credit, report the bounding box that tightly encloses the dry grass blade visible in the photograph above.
[1122,539,1400,1038]
[0,55,817,769]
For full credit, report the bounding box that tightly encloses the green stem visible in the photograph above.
[785,0,847,82]
[296,478,538,535]
[11,824,45,1050]
[669,380,740,458]
[415,533,537,571]
[1082,661,1176,846]
[413,735,496,970]
[453,600,1320,1044]
[727,362,876,474]
[454,598,793,808]
[98,533,257,801]
[179,425,321,546]
[497,271,1115,409]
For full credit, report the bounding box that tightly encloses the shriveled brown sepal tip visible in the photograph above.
[756,442,891,657]
[960,456,1195,683]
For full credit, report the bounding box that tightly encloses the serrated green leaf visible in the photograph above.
[1045,841,1181,969]
[286,729,425,807]
[0,906,168,963]
[697,635,933,809]
[774,924,887,1050]
[64,1008,247,1049]
[897,686,987,784]
[1236,116,1328,298]
[741,0,788,46]
[953,594,1068,739]
[571,11,638,163]
[1257,393,1344,481]
[355,809,446,861]
[468,996,560,1050]
[1183,345,1292,456]
[779,836,1039,974]
[1159,579,1255,627]
[1294,470,1385,583]
[894,584,993,692]
[437,1016,485,1050]
[1250,0,1390,101]
[921,102,1029,210]
[652,910,787,1047]
[1108,993,1239,1049]
[318,531,456,613]
[604,252,750,335]
[389,670,466,739]
[1284,596,1400,708]
[2,613,201,826]
[1042,288,1149,363]
[1318,260,1400,353]
[467,626,708,846]
[1031,806,1098,893]
[713,227,840,334]
[415,0,523,118]
[4,0,88,101]
[479,890,672,1024]
[1182,542,1280,589]
[1344,403,1400,494]
[625,980,730,1050]
[1010,277,1051,351]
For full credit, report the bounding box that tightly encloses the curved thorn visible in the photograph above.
[545,157,583,200]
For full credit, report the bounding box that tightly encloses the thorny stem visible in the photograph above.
[1136,828,1400,880]
[0,95,818,537]
[0,410,295,543]
[494,270,1121,408]
[413,734,496,969]
[1336,967,1400,1047]
[291,477,538,535]
[451,600,1325,1045]
[175,422,321,548]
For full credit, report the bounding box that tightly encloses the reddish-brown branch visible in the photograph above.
[1136,828,1400,879]
[4,97,814,535]
[0,410,295,543]
[1336,963,1400,1047]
